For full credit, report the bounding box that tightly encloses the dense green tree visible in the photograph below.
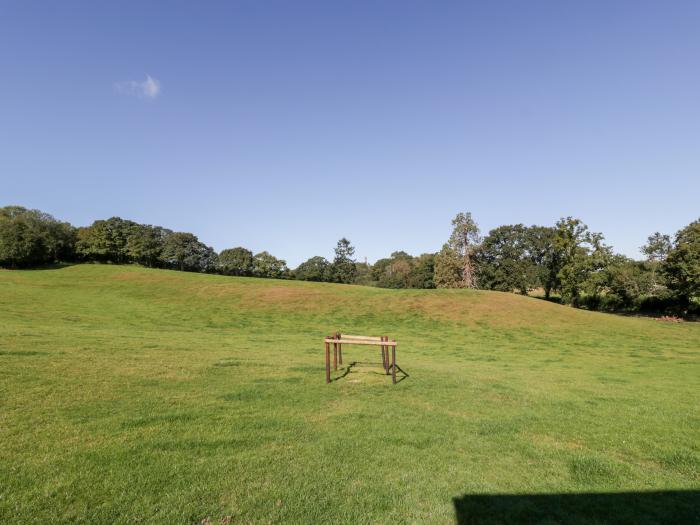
[407,253,436,289]
[371,251,411,288]
[477,224,537,294]
[555,218,611,305]
[294,256,330,281]
[602,255,655,309]
[44,218,76,262]
[524,226,560,299]
[76,217,138,263]
[663,219,700,307]
[371,257,392,283]
[579,236,613,300]
[218,247,254,276]
[252,251,288,279]
[0,210,41,268]
[434,244,463,288]
[126,225,171,267]
[384,259,413,288]
[353,260,374,286]
[329,238,356,284]
[370,252,435,289]
[0,206,75,268]
[75,227,93,259]
[160,232,217,272]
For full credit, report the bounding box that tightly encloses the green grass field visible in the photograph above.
[1,265,699,524]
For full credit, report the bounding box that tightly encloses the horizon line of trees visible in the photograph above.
[431,212,699,316]
[1,205,698,316]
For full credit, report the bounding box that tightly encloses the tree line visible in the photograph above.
[432,212,699,316]
[0,206,356,281]
[1,205,698,315]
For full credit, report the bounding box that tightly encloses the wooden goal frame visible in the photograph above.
[324,332,398,384]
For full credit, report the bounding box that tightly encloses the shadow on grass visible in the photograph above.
[333,361,356,381]
[1,262,75,271]
[333,361,409,383]
[530,294,699,322]
[394,364,410,383]
[453,491,700,525]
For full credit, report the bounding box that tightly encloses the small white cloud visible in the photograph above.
[114,74,161,99]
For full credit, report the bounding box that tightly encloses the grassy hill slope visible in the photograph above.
[1,265,699,523]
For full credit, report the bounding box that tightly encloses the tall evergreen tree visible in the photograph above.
[329,238,356,284]
[448,212,481,288]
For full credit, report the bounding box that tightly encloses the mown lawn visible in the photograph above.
[1,265,698,524]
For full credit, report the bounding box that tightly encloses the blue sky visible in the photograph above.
[1,1,698,267]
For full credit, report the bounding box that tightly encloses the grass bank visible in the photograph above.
[1,265,698,523]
